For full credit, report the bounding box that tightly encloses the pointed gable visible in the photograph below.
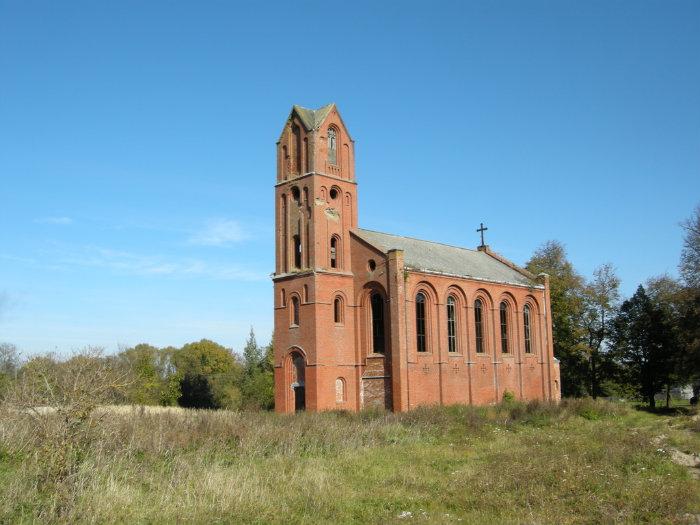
[292,103,335,131]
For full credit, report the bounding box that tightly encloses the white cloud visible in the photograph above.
[62,247,265,281]
[188,219,248,246]
[36,216,73,225]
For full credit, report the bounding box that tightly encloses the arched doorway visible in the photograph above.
[289,351,306,412]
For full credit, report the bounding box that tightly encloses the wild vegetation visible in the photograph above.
[1,395,698,524]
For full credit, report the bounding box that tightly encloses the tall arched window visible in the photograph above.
[291,296,300,326]
[291,186,301,205]
[281,145,288,179]
[293,235,301,269]
[330,237,338,268]
[474,299,485,353]
[292,123,302,174]
[524,304,532,354]
[334,296,343,324]
[500,301,509,353]
[416,292,427,352]
[327,128,337,165]
[371,293,384,353]
[280,288,286,307]
[447,295,457,353]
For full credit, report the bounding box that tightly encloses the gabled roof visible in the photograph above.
[292,103,335,131]
[353,229,541,288]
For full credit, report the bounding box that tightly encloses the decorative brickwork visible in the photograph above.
[273,104,561,413]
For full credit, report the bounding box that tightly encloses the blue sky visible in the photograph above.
[1,1,698,356]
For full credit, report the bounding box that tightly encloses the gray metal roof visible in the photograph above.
[293,104,335,131]
[353,229,540,288]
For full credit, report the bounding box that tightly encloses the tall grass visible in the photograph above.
[0,399,697,524]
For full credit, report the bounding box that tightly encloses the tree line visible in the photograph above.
[525,205,700,407]
[0,328,274,410]
[1,205,698,410]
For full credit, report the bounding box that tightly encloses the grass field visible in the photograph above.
[1,399,699,524]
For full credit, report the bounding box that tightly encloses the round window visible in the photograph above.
[368,259,376,271]
[329,188,339,200]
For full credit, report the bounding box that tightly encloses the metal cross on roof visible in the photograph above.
[476,222,488,247]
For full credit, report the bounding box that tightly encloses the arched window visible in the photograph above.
[293,235,301,269]
[291,296,300,326]
[500,301,509,353]
[416,292,427,352]
[291,186,300,205]
[280,288,286,307]
[327,127,337,165]
[302,284,308,303]
[474,299,485,353]
[334,296,343,324]
[330,237,338,268]
[281,145,288,179]
[292,123,301,174]
[371,293,384,354]
[335,377,346,403]
[524,304,532,354]
[447,295,457,353]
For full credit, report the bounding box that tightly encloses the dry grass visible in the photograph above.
[0,399,698,524]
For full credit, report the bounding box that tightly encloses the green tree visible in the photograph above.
[526,241,587,396]
[117,344,181,406]
[240,329,274,410]
[173,339,242,409]
[678,205,700,399]
[581,264,620,398]
[611,285,675,408]
[646,275,687,406]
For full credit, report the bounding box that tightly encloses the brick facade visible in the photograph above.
[273,104,561,413]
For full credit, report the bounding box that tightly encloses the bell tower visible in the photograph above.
[273,103,358,413]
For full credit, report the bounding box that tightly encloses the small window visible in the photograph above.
[280,288,286,307]
[371,293,384,354]
[416,292,427,352]
[303,284,308,303]
[447,295,457,353]
[334,296,343,324]
[329,188,338,200]
[291,186,300,205]
[500,301,509,353]
[291,296,300,326]
[293,235,301,269]
[335,377,346,403]
[330,237,337,268]
[475,299,485,353]
[328,128,337,165]
[368,259,376,272]
[524,305,532,354]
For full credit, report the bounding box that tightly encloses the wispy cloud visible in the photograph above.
[188,219,248,246]
[35,216,73,225]
[62,246,265,281]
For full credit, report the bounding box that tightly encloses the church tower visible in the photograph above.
[273,104,358,413]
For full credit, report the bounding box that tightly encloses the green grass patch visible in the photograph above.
[0,400,698,524]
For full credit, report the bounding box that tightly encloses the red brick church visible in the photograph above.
[273,104,561,413]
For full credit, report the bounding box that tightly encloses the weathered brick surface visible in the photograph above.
[273,105,561,413]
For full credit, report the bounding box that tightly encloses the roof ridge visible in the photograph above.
[354,227,480,254]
